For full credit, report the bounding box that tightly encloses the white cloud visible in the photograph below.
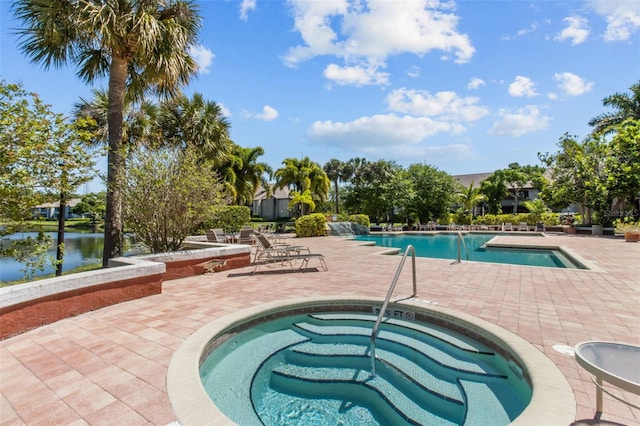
[239,0,257,21]
[508,76,538,98]
[255,105,279,121]
[308,115,475,161]
[310,115,453,146]
[588,0,640,41]
[243,105,279,121]
[488,106,550,137]
[555,16,589,45]
[188,44,215,74]
[517,22,539,37]
[553,72,594,96]
[284,0,475,85]
[305,87,489,158]
[323,63,389,86]
[467,77,485,90]
[386,88,489,123]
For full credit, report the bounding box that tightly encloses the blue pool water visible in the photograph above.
[355,233,584,269]
[200,311,532,425]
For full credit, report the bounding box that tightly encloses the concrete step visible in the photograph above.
[293,321,506,378]
[270,364,460,426]
[308,312,495,355]
[286,341,465,421]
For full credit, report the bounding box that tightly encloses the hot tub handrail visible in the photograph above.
[370,244,417,375]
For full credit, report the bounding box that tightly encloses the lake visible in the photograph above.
[1,232,105,282]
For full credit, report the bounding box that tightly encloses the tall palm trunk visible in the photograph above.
[102,57,128,266]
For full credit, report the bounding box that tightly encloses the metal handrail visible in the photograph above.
[454,231,469,263]
[370,245,417,375]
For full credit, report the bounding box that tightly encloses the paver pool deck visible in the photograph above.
[1,232,638,425]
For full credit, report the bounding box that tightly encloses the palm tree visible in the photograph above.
[323,158,348,214]
[288,190,315,217]
[274,157,330,216]
[74,89,160,156]
[14,0,202,266]
[218,145,272,206]
[479,173,508,215]
[158,92,233,164]
[457,182,488,216]
[589,81,640,135]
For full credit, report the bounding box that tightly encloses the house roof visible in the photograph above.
[453,173,493,189]
[253,185,291,201]
[33,198,82,209]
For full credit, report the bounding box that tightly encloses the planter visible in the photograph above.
[623,232,640,242]
[592,224,603,235]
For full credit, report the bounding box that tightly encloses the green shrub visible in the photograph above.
[348,214,370,227]
[295,213,327,237]
[473,212,560,226]
[201,205,251,232]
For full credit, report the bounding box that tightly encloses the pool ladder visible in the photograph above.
[370,245,417,376]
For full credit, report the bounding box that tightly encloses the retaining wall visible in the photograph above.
[0,242,251,339]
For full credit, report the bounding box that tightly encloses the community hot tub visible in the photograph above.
[167,297,575,425]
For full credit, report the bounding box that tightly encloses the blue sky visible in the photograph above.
[1,0,639,193]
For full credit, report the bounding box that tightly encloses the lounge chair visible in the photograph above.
[503,223,513,232]
[518,222,530,231]
[205,228,227,243]
[253,233,327,272]
[237,228,255,245]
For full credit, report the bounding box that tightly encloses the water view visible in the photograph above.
[1,232,105,282]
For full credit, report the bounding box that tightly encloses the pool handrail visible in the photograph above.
[370,244,417,375]
[454,230,469,263]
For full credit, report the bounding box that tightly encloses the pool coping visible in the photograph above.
[167,296,576,426]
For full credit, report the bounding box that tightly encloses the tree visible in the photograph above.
[122,146,226,253]
[41,115,96,276]
[456,182,488,216]
[288,190,315,216]
[218,145,272,206]
[75,89,160,157]
[72,192,107,225]
[1,81,53,276]
[14,0,202,266]
[500,163,547,214]
[159,92,233,163]
[589,81,640,135]
[343,159,400,223]
[323,158,351,214]
[404,164,459,223]
[274,157,330,216]
[1,80,95,277]
[605,119,640,216]
[479,172,508,215]
[539,133,609,225]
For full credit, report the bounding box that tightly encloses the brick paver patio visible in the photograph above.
[1,232,638,425]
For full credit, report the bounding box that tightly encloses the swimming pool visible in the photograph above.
[355,233,585,269]
[167,296,575,426]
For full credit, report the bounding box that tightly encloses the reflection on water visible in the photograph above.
[0,232,141,283]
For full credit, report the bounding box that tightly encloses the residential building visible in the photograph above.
[251,185,292,220]
[31,199,82,220]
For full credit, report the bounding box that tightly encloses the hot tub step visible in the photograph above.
[293,321,504,378]
[287,342,465,405]
[309,312,495,355]
[271,364,461,425]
